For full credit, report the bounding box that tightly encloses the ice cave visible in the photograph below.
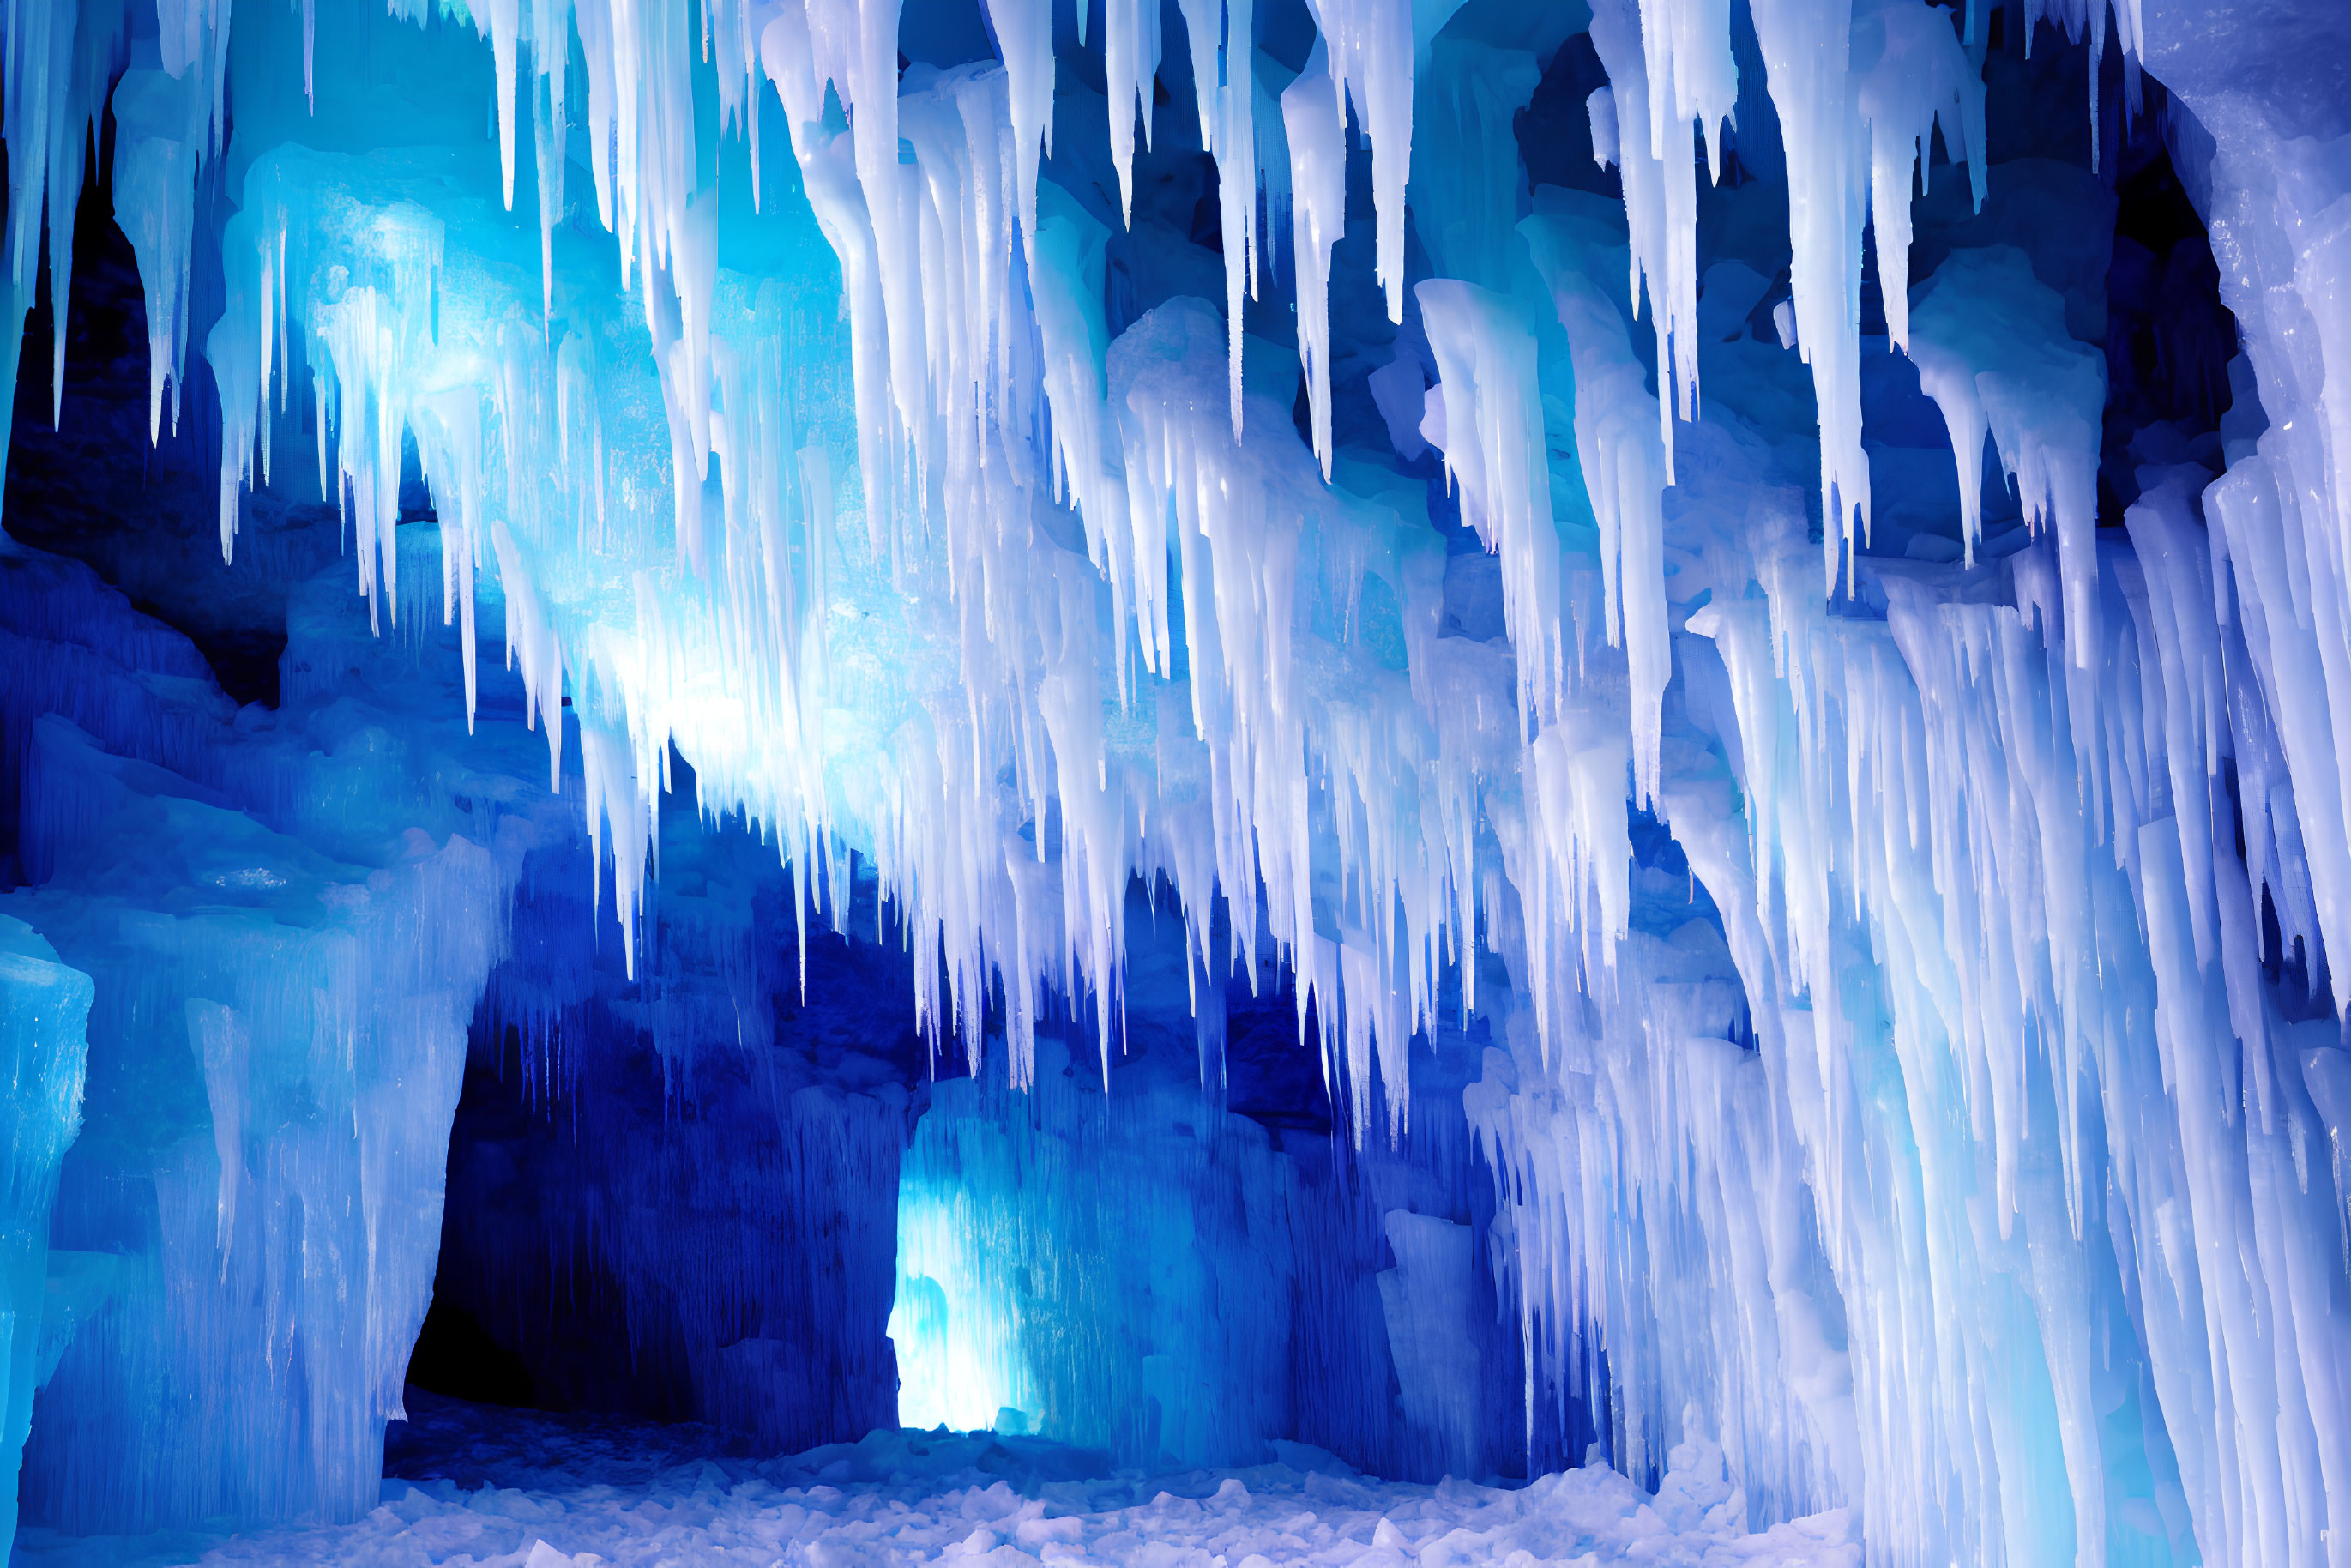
[0,0,2342,1561]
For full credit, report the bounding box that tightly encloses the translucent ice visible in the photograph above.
[1,3,2348,1566]
[0,916,90,1549]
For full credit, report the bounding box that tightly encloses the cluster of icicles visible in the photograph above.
[1,0,2144,1093]
[8,0,2351,1563]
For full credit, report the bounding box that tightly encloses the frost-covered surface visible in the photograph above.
[14,1396,1860,1567]
[2,0,2348,1565]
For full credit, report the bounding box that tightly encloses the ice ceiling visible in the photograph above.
[1,0,2348,1563]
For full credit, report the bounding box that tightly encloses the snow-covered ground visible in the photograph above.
[13,1392,1857,1566]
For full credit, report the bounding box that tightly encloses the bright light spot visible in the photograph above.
[889,1180,1035,1434]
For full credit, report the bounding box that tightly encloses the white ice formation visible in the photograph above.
[0,0,2346,1565]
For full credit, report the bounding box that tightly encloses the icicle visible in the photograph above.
[111,61,204,443]
[1588,0,1743,458]
[1746,0,1871,592]
[1416,279,1562,734]
[981,0,1055,256]
[1300,0,1464,324]
[1523,193,1671,807]
[485,0,522,208]
[1284,52,1346,478]
[1855,0,1984,353]
[1104,0,1165,226]
[1908,245,2103,661]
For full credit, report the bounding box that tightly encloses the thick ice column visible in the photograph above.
[1416,280,1564,732]
[2143,7,2351,1021]
[1466,870,1866,1526]
[0,917,90,1549]
[2121,473,2351,1568]
[2204,449,2351,1023]
[16,716,505,1532]
[1625,425,2351,1568]
[1522,192,1673,807]
[1666,587,2063,1565]
[0,527,545,1535]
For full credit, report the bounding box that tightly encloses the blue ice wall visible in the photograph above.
[0,534,570,1532]
[892,1030,1302,1468]
[0,914,91,1548]
[1,0,2348,1562]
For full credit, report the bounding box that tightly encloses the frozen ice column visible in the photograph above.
[0,915,90,1547]
[17,716,502,1533]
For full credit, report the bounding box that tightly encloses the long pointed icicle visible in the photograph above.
[12,10,2351,1568]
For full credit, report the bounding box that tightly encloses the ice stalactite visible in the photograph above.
[1302,0,1462,327]
[2143,0,2351,1028]
[1908,245,2105,636]
[1,0,2348,1565]
[1110,297,1450,1139]
[1416,287,1560,735]
[1522,193,1673,808]
[1284,51,1349,478]
[1587,0,1720,468]
[107,58,205,445]
[1743,0,1987,592]
[0,0,121,476]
